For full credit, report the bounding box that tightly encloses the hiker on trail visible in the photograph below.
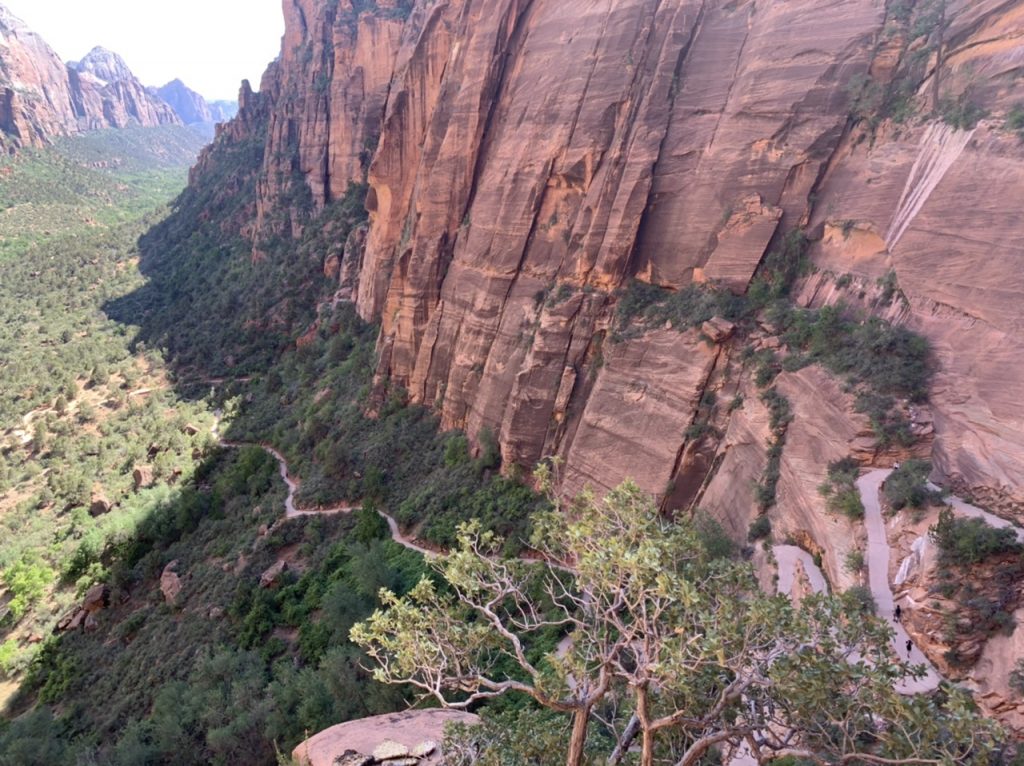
[894,604,902,621]
[906,639,913,657]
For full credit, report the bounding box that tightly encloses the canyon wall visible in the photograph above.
[217,0,1024,528]
[0,6,181,152]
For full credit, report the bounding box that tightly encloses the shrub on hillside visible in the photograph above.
[930,507,1023,567]
[819,457,864,520]
[884,460,940,510]
[748,516,772,542]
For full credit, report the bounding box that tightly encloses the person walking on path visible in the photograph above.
[894,603,902,622]
[906,639,913,657]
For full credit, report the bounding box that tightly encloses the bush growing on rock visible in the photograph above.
[819,458,864,520]
[930,508,1023,567]
[884,460,940,510]
[748,516,772,541]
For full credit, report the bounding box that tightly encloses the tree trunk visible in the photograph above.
[640,728,656,766]
[637,686,655,766]
[608,713,640,766]
[565,707,590,766]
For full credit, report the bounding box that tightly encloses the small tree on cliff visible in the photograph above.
[352,476,1003,766]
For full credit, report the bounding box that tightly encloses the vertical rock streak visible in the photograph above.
[885,122,975,250]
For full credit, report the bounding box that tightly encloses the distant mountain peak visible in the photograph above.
[156,78,238,127]
[0,9,181,152]
[0,2,32,31]
[71,46,135,85]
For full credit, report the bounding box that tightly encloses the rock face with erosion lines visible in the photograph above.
[183,0,1024,731]
[213,0,1024,521]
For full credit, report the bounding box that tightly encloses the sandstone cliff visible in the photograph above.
[211,0,1024,520]
[177,0,1024,731]
[0,6,181,152]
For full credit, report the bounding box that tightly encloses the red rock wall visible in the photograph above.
[217,0,1024,516]
[354,0,885,495]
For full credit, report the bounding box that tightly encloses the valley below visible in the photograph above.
[2,0,1024,764]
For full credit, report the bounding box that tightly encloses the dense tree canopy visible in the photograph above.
[354,476,1004,766]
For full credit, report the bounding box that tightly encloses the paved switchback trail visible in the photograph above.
[216,407,1017,698]
[856,467,1024,694]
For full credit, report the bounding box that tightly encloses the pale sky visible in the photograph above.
[4,0,284,101]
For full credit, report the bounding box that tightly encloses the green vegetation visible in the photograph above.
[0,90,546,764]
[848,0,963,132]
[104,121,359,377]
[929,508,1023,667]
[747,515,772,542]
[884,460,941,510]
[1007,103,1024,139]
[354,478,1004,766]
[444,707,609,766]
[819,457,865,520]
[614,228,931,448]
[612,279,748,341]
[930,508,1023,568]
[844,548,866,574]
[844,584,876,615]
[0,129,214,678]
[1,448,428,762]
[754,388,792,511]
[0,126,204,259]
[1010,659,1024,697]
[1,557,53,621]
[777,305,930,402]
[939,93,988,131]
[223,305,546,552]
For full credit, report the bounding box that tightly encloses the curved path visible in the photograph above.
[219,436,437,558]
[859,469,942,693]
[860,468,1024,694]
[773,545,828,597]
[217,404,1011,699]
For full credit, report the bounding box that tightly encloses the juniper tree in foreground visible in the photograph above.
[352,475,1003,766]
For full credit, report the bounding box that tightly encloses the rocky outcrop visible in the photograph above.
[0,3,81,150]
[0,7,181,152]
[251,0,406,250]
[181,0,1024,519]
[154,79,238,131]
[132,465,154,491]
[160,561,183,605]
[294,709,479,766]
[182,0,1023,517]
[89,491,112,517]
[208,100,238,123]
[56,583,109,633]
[69,47,180,130]
[259,560,288,589]
[358,0,883,468]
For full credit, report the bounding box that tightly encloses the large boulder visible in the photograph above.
[160,561,183,605]
[82,583,109,613]
[259,560,288,589]
[89,493,112,517]
[293,710,480,766]
[132,465,154,491]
